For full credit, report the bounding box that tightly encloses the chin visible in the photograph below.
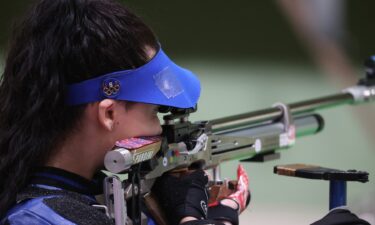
[155,126,163,136]
[148,122,162,136]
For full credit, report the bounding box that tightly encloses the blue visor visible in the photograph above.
[66,49,200,108]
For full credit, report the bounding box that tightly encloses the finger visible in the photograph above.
[237,164,249,191]
[204,170,213,181]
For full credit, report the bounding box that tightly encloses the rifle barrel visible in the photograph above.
[211,92,353,133]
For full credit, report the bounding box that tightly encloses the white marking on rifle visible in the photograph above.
[133,151,153,164]
[279,133,288,147]
[254,139,262,153]
[163,157,168,166]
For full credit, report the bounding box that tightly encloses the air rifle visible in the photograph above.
[100,57,375,225]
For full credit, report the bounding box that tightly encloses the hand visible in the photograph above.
[207,165,250,225]
[152,170,209,225]
[226,164,250,213]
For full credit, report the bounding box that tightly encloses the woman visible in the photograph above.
[0,0,248,224]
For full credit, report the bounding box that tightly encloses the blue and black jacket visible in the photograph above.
[2,167,114,225]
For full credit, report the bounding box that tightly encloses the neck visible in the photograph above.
[46,126,113,180]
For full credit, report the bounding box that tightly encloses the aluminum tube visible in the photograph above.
[289,93,353,115]
[214,114,323,138]
[211,92,352,133]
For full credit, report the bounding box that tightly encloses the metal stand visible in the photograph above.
[329,180,347,210]
[274,164,369,210]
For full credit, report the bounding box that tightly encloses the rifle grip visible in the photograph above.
[208,181,238,204]
[144,193,169,225]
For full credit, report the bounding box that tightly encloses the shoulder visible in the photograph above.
[42,195,113,225]
[5,197,76,225]
[5,195,113,225]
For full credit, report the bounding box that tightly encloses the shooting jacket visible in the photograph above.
[2,167,115,225]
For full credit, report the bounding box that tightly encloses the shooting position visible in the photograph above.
[0,0,374,225]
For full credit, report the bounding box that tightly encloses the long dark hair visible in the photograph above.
[0,0,158,216]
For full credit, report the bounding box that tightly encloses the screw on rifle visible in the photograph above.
[133,185,139,195]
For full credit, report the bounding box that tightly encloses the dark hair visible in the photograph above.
[0,0,158,216]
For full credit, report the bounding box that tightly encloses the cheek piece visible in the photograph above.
[65,48,201,109]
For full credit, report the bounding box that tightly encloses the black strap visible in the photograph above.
[130,165,142,225]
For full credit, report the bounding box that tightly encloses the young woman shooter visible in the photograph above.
[0,0,249,224]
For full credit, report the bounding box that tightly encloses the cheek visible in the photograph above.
[119,110,162,138]
[140,114,162,136]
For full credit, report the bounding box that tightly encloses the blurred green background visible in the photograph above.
[1,1,375,224]
[1,1,375,61]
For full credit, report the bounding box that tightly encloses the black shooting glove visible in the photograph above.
[208,202,239,225]
[152,170,209,225]
[311,207,370,225]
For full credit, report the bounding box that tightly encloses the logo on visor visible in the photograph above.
[154,66,184,99]
[102,78,121,98]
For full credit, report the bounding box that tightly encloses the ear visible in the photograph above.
[97,99,117,131]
